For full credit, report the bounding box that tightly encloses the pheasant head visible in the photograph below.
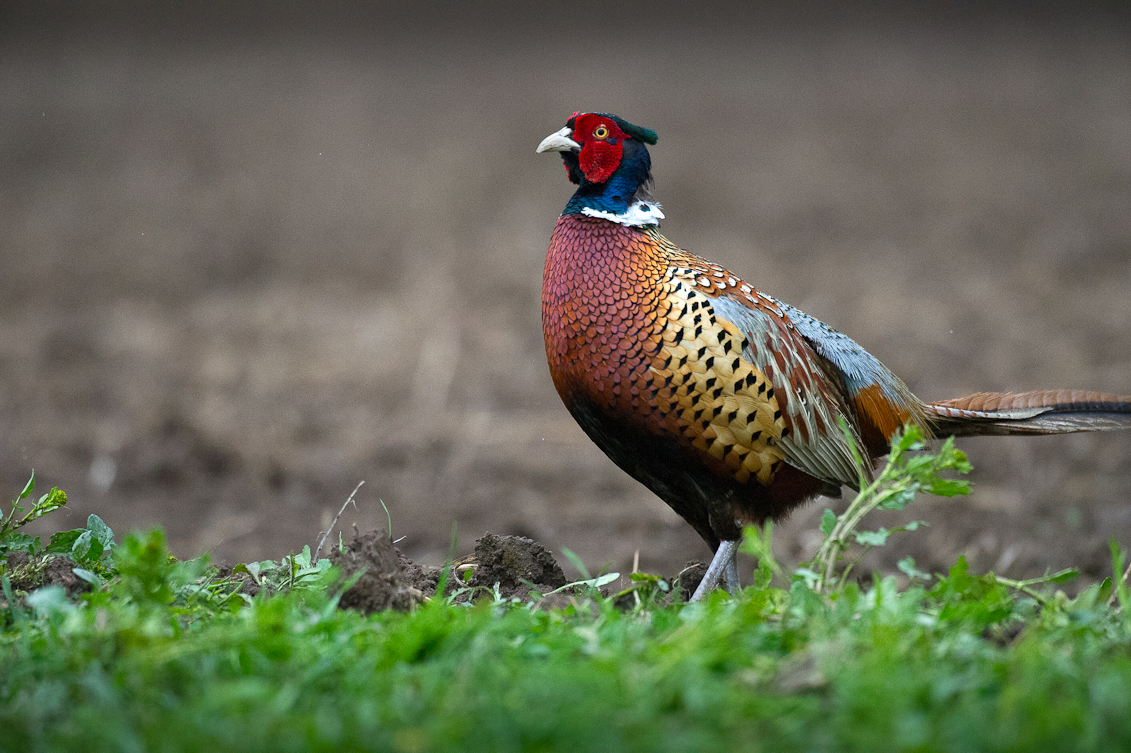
[537,112,662,225]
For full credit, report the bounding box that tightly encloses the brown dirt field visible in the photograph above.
[2,3,1130,589]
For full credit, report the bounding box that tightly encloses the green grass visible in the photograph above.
[4,430,1131,752]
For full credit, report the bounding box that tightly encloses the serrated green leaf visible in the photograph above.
[898,556,931,581]
[819,509,836,536]
[87,514,115,548]
[86,536,104,561]
[793,567,820,588]
[72,567,101,588]
[46,529,84,554]
[926,479,970,497]
[1070,581,1101,610]
[896,425,924,451]
[0,532,39,555]
[854,529,889,547]
[878,487,917,510]
[72,530,104,563]
[72,530,92,558]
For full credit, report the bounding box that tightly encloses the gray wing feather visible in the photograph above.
[710,295,870,489]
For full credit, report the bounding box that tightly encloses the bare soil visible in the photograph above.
[331,528,429,613]
[2,4,1130,590]
[3,550,92,598]
[332,531,589,612]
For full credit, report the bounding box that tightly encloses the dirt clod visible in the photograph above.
[212,564,262,598]
[327,529,576,611]
[398,551,442,595]
[330,530,426,614]
[676,562,707,602]
[4,551,93,597]
[467,533,567,599]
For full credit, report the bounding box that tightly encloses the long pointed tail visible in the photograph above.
[926,390,1131,437]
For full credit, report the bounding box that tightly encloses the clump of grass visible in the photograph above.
[4,444,1131,752]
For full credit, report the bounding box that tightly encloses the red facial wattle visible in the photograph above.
[571,114,628,185]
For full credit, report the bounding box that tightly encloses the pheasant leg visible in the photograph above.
[690,539,740,602]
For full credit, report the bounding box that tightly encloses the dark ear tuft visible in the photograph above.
[621,122,658,145]
[596,113,658,145]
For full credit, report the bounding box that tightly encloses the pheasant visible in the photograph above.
[537,112,1131,601]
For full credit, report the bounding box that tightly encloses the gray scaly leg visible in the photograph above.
[690,539,740,602]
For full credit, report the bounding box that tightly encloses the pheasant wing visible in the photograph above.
[709,294,870,491]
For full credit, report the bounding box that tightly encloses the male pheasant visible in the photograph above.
[537,112,1131,601]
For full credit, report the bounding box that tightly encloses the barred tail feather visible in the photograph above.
[926,390,1131,437]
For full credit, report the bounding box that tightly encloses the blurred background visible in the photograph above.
[2,1,1129,583]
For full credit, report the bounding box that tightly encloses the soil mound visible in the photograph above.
[466,532,567,599]
[329,528,714,613]
[4,551,93,597]
[330,529,427,613]
[330,530,579,613]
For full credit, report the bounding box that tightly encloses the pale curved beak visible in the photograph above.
[536,126,581,154]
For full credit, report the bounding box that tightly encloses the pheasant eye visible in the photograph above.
[594,125,609,139]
